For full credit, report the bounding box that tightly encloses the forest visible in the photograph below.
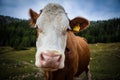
[0,15,120,49]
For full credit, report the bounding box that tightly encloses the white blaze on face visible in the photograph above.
[35,3,70,69]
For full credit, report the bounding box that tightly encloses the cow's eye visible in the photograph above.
[36,26,42,33]
[38,29,43,33]
[65,47,70,52]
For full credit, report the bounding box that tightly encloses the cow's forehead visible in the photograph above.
[43,3,65,13]
[35,3,70,32]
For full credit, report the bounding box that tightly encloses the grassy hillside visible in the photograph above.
[0,43,120,80]
[0,47,44,80]
[90,43,120,80]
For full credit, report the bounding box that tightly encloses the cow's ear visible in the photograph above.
[70,17,90,32]
[29,9,39,27]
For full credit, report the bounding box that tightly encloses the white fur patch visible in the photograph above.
[35,3,70,69]
[36,3,70,32]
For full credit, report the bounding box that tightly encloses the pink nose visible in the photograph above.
[40,52,62,69]
[41,53,61,62]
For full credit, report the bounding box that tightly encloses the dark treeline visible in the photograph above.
[0,15,36,49]
[0,15,120,49]
[77,18,120,43]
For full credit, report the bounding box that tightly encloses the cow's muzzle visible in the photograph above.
[40,52,62,71]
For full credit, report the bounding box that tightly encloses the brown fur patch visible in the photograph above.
[45,31,90,80]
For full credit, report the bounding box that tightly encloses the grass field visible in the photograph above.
[0,43,120,80]
[90,43,120,80]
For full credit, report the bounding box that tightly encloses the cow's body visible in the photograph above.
[29,3,91,80]
[45,31,90,80]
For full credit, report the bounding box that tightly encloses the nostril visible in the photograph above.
[57,55,61,62]
[52,55,62,62]
[40,53,45,61]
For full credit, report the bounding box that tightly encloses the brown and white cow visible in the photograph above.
[29,3,91,80]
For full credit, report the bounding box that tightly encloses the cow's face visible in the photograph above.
[29,3,90,71]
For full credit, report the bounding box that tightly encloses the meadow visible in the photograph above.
[0,43,120,80]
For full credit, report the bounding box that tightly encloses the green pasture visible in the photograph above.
[0,43,120,80]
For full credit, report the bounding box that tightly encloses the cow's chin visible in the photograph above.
[42,68,58,71]
[41,63,64,71]
[41,64,60,71]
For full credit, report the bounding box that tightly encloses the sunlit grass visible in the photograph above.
[89,43,120,80]
[0,47,44,80]
[0,43,120,80]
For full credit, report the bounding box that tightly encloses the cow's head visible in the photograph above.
[29,3,90,71]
